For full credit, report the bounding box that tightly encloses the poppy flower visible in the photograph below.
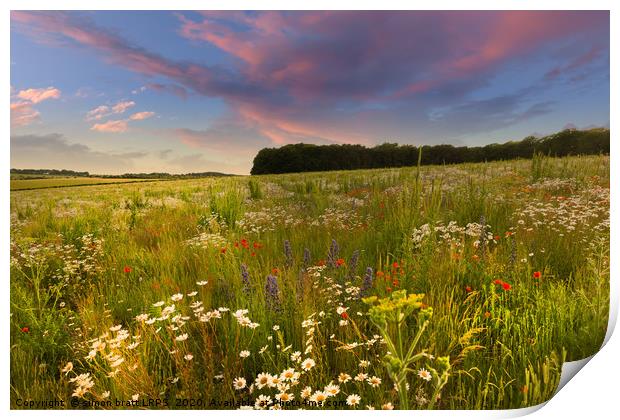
[386,287,392,293]
[220,247,227,254]
[272,268,280,275]
[494,235,500,241]
[502,282,512,291]
[484,311,491,318]
[336,258,346,267]
[392,262,400,269]
[341,312,348,320]
[377,271,384,277]
[533,271,541,279]
[253,242,262,249]
[465,286,472,293]
[493,279,503,285]
[123,266,132,274]
[21,326,29,333]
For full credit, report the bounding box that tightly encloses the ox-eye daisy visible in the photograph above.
[346,394,361,406]
[301,358,315,371]
[233,377,247,390]
[418,368,432,381]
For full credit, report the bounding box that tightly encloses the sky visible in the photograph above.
[10,10,610,175]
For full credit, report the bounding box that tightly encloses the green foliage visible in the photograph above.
[250,128,609,174]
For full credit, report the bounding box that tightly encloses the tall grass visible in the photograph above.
[10,155,609,409]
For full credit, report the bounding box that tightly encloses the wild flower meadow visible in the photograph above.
[10,155,609,409]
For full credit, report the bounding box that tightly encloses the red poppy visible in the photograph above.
[272,268,280,275]
[465,286,472,293]
[220,247,227,254]
[241,238,249,249]
[533,271,541,279]
[493,279,503,285]
[502,282,512,291]
[494,235,500,241]
[341,312,348,319]
[377,271,384,277]
[123,266,132,274]
[317,259,326,267]
[386,287,392,293]
[253,242,263,249]
[251,252,256,257]
[484,311,491,318]
[21,326,29,333]
[234,242,240,248]
[336,258,345,267]
[392,262,400,269]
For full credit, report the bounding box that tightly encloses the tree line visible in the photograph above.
[10,169,232,179]
[250,128,610,175]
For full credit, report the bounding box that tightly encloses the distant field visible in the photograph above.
[10,177,154,190]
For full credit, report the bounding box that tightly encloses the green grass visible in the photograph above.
[10,155,609,409]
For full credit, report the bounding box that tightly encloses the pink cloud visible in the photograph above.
[129,111,155,120]
[16,86,61,103]
[86,100,137,121]
[85,105,110,121]
[90,119,128,133]
[112,100,135,114]
[11,102,40,127]
[11,85,61,127]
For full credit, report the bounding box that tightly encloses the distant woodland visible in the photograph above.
[250,128,610,175]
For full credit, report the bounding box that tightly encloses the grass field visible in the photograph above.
[10,177,155,191]
[9,155,609,410]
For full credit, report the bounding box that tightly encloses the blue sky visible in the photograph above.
[10,11,609,174]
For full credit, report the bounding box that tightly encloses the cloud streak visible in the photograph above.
[90,119,128,133]
[129,111,155,121]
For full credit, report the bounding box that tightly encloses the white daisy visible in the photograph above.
[301,358,315,371]
[233,377,247,390]
[346,394,361,406]
[418,368,432,382]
